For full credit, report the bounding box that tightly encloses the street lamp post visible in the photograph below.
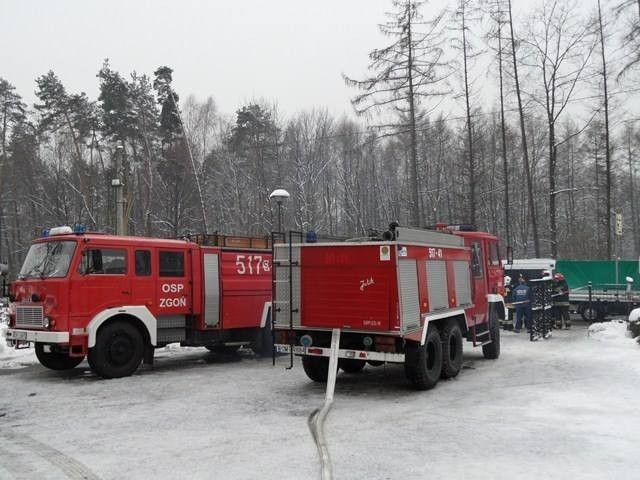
[112,143,125,235]
[269,188,290,233]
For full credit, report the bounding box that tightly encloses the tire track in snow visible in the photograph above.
[0,431,101,480]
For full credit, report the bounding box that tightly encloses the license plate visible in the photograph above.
[275,345,290,353]
[12,331,28,341]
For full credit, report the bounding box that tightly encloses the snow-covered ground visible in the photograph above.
[1,320,639,480]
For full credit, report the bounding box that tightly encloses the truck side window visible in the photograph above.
[135,250,151,276]
[159,251,184,277]
[489,242,501,266]
[471,242,483,278]
[80,249,126,274]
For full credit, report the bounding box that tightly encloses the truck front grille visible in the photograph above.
[15,305,44,328]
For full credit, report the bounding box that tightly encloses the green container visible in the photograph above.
[555,260,640,290]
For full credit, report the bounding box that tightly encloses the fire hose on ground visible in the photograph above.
[307,328,340,480]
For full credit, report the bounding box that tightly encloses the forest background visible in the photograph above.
[1,0,640,275]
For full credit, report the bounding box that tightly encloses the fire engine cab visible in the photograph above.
[273,223,504,390]
[5,226,273,378]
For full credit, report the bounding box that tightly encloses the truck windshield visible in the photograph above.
[18,240,77,279]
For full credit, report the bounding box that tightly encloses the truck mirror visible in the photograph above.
[0,263,8,276]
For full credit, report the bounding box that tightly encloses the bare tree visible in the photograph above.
[596,0,614,259]
[521,0,595,258]
[451,0,483,225]
[507,0,540,256]
[344,0,451,227]
[614,0,640,77]
[486,0,513,247]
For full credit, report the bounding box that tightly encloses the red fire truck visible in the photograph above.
[273,224,504,390]
[5,226,273,378]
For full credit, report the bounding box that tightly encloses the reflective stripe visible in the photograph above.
[6,329,69,343]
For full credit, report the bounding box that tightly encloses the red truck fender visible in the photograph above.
[87,306,157,348]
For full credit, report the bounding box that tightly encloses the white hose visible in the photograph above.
[308,328,340,480]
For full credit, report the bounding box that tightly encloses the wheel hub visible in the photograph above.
[108,336,134,366]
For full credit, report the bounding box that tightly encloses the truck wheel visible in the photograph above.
[404,324,442,390]
[339,358,366,373]
[440,319,463,379]
[88,321,143,379]
[35,344,84,370]
[581,305,600,322]
[302,356,330,382]
[482,312,501,360]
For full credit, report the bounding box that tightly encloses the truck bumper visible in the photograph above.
[275,344,406,363]
[6,328,70,344]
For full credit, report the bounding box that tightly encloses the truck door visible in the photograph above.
[130,248,155,309]
[71,246,131,318]
[156,249,192,314]
[470,241,488,323]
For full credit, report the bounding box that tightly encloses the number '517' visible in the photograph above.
[235,255,270,275]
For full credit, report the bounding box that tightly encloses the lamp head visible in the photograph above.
[269,188,290,203]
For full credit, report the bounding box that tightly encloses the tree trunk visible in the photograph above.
[549,121,557,258]
[508,0,540,256]
[407,11,421,227]
[628,131,639,257]
[462,2,476,225]
[597,0,613,259]
[498,17,511,249]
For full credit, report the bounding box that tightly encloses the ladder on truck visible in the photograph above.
[271,231,303,368]
[471,314,494,347]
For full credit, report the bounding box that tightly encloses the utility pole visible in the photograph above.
[112,143,125,235]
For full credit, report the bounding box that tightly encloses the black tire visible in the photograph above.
[35,343,84,370]
[404,324,442,390]
[88,321,144,379]
[581,305,600,322]
[440,319,463,379]
[302,355,330,382]
[482,311,501,359]
[367,360,384,367]
[339,358,366,373]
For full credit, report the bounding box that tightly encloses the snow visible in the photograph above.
[588,319,638,345]
[0,320,37,369]
[1,320,640,480]
[628,307,640,323]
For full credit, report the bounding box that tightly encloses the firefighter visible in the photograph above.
[512,276,532,333]
[552,272,571,329]
[503,275,514,328]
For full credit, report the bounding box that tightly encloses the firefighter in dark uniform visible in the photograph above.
[512,276,532,332]
[552,272,571,329]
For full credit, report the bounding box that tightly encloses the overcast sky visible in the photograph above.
[1,0,409,118]
[2,0,617,122]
